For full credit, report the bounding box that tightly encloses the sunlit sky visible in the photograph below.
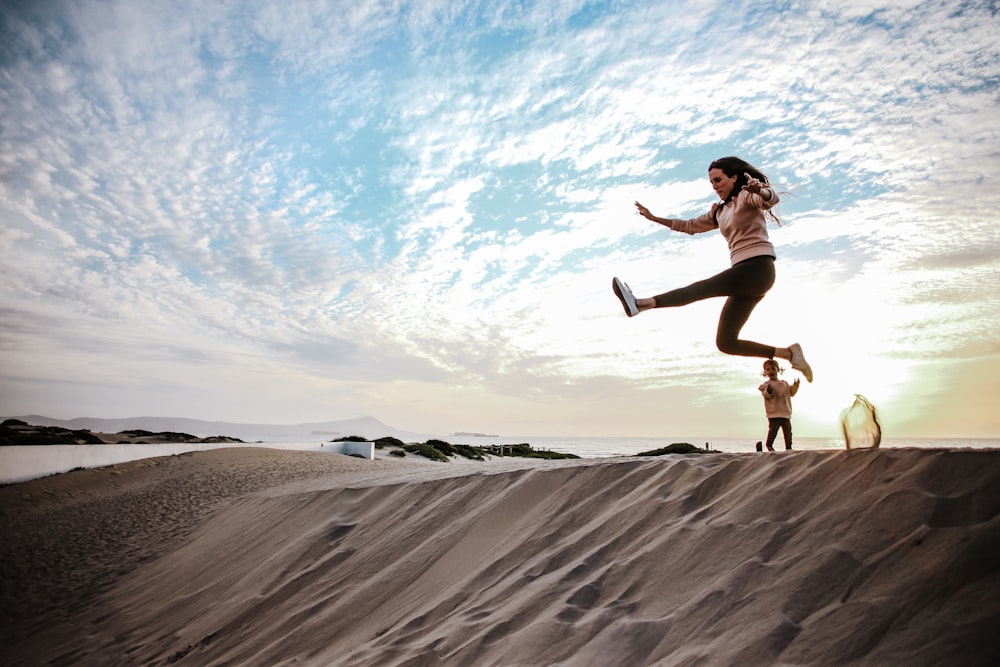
[2,0,998,440]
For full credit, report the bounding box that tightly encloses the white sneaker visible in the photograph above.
[788,343,813,383]
[612,277,638,317]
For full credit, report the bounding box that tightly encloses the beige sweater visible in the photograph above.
[665,189,778,266]
[758,379,795,419]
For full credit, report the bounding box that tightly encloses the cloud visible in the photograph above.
[1,0,998,437]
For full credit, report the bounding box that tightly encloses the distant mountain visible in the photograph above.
[5,415,427,442]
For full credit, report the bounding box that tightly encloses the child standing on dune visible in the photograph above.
[759,359,800,451]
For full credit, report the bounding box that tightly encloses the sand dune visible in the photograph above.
[2,447,999,665]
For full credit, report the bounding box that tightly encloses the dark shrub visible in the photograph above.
[452,444,485,461]
[425,439,454,456]
[403,443,449,462]
[482,443,579,459]
[153,431,199,442]
[636,443,705,456]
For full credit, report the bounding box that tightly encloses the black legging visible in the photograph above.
[766,417,793,450]
[651,255,777,358]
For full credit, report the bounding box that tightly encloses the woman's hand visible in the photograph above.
[742,172,765,195]
[634,201,654,220]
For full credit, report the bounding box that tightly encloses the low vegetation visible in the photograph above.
[402,442,450,462]
[337,435,580,462]
[1,419,242,446]
[3,420,580,463]
[635,443,718,456]
[333,435,369,443]
[0,420,105,445]
[492,443,579,460]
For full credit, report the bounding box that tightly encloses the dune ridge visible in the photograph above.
[3,448,999,665]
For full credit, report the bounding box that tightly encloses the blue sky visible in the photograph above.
[2,0,998,439]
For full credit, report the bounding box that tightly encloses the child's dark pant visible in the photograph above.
[766,417,793,450]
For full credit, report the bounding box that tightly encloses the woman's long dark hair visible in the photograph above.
[709,156,781,224]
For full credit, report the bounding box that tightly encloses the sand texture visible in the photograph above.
[2,447,999,666]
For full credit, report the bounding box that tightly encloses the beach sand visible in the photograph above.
[2,447,999,666]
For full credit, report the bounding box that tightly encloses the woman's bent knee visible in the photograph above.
[716,337,738,355]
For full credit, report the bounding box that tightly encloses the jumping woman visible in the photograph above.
[612,156,813,382]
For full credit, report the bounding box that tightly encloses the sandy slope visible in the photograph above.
[2,447,999,666]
